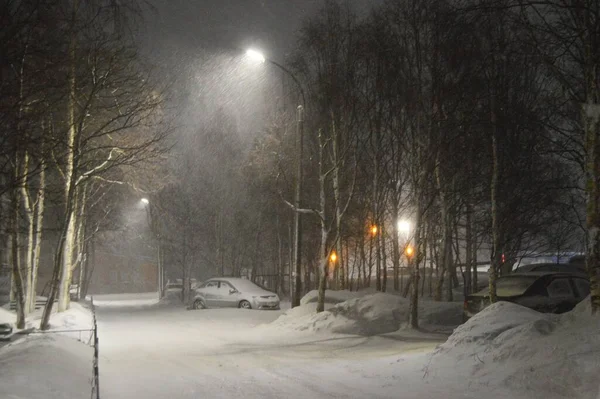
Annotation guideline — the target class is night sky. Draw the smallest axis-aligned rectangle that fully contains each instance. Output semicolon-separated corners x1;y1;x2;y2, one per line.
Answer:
142;0;383;140
147;0;382;57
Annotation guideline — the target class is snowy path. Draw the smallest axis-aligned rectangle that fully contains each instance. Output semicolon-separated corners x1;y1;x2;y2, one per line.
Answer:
96;300;452;399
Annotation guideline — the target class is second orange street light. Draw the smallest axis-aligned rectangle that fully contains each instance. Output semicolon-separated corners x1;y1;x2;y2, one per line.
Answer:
370;225;378;237
246;48;306;308
405;244;415;259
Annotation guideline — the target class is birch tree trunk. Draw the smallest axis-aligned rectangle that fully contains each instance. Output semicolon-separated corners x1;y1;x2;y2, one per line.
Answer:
56;0;79;313
29;160;45;312
11;189;26;329
20;151;34;316
316;129;330;313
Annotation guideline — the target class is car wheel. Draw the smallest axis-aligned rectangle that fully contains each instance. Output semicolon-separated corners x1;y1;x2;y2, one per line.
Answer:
239;300;252;310
193;299;206;310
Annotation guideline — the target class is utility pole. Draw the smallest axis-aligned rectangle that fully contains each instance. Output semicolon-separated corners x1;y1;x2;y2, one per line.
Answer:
292;105;304;307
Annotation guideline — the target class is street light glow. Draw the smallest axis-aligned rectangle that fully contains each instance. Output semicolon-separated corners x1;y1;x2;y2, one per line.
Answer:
141;198;149;205
370;225;378;236
330;251;337;263
398;220;410;235
405;245;414;258
246;48;266;63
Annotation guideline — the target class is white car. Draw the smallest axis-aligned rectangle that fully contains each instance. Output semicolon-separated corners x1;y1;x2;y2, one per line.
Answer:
192;278;280;310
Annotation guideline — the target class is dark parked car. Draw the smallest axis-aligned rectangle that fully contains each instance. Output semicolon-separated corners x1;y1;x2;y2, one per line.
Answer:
463;272;590;321
0;322;13;340
513;262;586;275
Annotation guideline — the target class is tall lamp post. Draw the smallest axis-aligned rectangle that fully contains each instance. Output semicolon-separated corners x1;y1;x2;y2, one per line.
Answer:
141;198;163;299
246;49;306;308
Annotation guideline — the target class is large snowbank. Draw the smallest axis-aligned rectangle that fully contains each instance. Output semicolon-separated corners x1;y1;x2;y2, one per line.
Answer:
271;291;462;336
428;298;600;399
300;289;364;306
91;292;159;308
0;302;93;340
0;307;15;325
0;334;93;399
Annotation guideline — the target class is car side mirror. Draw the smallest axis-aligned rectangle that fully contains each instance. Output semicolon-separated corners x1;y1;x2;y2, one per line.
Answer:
229;289;237;295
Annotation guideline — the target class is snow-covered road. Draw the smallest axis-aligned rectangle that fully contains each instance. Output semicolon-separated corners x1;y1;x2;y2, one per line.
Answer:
97;299;449;399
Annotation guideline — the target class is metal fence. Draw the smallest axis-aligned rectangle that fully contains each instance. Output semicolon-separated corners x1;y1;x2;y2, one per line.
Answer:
90;297;100;399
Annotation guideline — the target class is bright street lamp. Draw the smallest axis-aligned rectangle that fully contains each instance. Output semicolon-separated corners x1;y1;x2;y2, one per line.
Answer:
398;220;410;235
141;198;149;205
246;48;266;63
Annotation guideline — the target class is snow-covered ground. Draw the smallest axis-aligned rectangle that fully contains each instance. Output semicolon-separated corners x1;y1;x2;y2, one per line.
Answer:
2;290;598;398
0;334;93;399
0;302;95;399
90;291;159;308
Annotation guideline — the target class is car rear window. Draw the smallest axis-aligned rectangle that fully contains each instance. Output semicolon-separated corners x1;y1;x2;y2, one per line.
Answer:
495;276;538;296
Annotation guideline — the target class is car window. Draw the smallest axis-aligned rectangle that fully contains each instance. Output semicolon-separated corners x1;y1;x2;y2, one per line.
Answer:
573;278;590;298
546;278;574;298
205;281;218;289
494;276;537;296
218;281;233;290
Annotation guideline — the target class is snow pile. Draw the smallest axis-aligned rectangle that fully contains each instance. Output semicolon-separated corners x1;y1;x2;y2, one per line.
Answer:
0;306;15;326
429;298;600;399
92;292;159;308
271;291;462;336
300;289;364;306
160;289;184;306
46;302;93;330
0;334;93;399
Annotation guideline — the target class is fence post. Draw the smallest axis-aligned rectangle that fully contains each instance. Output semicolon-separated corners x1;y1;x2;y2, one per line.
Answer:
91;296;100;399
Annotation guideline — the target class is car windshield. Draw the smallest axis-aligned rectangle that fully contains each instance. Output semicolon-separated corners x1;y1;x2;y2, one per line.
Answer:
496;276;538;296
476;276;537;297
229;279;271;293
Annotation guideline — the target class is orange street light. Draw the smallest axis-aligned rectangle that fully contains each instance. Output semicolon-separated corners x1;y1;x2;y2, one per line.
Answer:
405;244;414;258
330;251;338;263
370;225;378;236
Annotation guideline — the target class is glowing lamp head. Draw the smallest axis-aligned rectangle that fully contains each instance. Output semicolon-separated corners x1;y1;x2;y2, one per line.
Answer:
398;220;410;234
141;198;149;205
405;245;414;258
370;225;378;236
330;251;337;263
246;48;266;63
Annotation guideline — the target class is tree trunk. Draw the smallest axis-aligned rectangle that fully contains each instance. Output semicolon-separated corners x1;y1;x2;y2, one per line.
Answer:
391;203;400;291
20;151;34;316
584;102;600;313
408;201;423;330
489;99;500;304
56;1;79;313
41;184;77;330
29;166;45;312
11;190;26;329
381;223;388;292
316;231;329;313
465;199;473;296
316;127;331;313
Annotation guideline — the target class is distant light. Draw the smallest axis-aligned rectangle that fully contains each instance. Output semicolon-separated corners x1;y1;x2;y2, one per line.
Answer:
405;245;414;258
370;225;378;236
398;220;410;235
330;251;337;263
141;198;149;205
246;48;266;63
